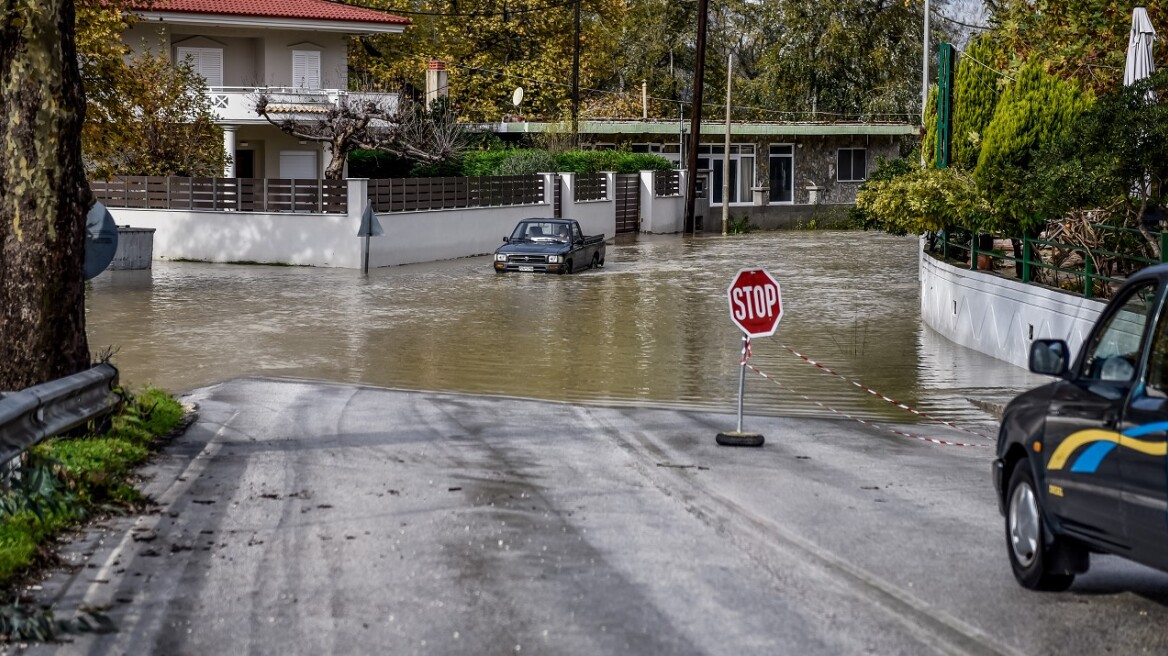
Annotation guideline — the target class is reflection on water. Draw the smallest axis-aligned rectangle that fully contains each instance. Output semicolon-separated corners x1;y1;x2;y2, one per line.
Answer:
86;231;1047;428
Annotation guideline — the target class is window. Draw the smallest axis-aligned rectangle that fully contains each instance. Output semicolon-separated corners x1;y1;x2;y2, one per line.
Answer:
837;148;867;182
701;144;755;205
176;47;223;88
1143;290;1168;395
1082;282;1157;382
769;144;794;203
292;50;321;90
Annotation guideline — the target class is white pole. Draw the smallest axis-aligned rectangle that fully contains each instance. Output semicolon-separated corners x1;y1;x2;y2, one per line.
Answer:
642;80;648;119
722;53;733;236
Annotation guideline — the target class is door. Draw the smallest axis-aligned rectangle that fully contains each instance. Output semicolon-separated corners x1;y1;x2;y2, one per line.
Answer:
235;150;255;178
176;47;223;88
1119;287;1168;565
769;145;793;203
614;173;639;234
292;50;321;90
1044;280;1158;547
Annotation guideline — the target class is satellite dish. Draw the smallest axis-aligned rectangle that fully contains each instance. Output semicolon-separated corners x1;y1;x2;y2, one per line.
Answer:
84;201;119;280
512;87;524;107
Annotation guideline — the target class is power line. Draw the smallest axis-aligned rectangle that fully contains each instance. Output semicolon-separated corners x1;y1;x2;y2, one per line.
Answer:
446;62;918;121
952;45;1015;82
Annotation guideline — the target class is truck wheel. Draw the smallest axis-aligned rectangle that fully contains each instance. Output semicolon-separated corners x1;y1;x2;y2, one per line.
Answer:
1006;462;1076;591
565;260;573;275
590;254;599;270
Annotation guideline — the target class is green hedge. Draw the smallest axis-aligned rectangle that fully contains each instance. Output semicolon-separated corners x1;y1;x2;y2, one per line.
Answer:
351;147;675;179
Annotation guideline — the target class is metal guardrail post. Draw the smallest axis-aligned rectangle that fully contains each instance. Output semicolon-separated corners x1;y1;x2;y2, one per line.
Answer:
971;232;979;271
1022;236;1031;283
1083;253;1094;300
0;364;122;467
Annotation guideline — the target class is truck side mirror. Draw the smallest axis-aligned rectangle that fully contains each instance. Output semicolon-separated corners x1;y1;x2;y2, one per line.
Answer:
1029;339;1070;377
503;236;510;243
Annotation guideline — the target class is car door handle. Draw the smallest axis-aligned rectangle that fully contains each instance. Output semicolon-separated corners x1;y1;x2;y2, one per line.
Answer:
1102;409;1120;429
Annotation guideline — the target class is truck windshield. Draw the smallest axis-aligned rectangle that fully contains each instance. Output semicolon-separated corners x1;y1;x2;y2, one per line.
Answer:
511;221;569;242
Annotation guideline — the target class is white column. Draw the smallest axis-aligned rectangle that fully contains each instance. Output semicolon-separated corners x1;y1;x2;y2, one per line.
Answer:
222;125;237;178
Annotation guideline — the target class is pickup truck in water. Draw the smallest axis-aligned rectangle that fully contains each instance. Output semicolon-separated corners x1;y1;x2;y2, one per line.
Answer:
493;219;606;274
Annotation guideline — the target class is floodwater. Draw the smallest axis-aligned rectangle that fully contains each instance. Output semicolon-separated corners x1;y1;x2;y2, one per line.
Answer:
86;231;1046;432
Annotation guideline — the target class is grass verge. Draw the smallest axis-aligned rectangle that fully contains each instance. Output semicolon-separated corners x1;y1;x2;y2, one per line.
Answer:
0;387;187;641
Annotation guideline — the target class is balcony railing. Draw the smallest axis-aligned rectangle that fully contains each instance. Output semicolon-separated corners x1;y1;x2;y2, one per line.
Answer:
206;87;399;124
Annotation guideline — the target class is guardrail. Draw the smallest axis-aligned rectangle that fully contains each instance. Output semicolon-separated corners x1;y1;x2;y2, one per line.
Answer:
934;224;1164;300
0;364;122;466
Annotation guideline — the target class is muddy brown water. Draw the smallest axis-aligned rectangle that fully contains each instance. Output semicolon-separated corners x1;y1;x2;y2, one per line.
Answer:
86;231;1046;434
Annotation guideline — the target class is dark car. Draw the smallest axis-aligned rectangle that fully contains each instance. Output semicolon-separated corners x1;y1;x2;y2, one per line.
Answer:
493;219;605;274
994;264;1168;590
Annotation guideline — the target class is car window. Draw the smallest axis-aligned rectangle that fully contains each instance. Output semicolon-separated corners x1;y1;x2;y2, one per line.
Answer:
1081;281;1158;382
572;224;582;240
1145;291;1168;396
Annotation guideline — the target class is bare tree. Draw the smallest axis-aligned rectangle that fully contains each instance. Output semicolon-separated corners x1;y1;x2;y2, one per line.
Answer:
255;93;468;179
1;0;92;389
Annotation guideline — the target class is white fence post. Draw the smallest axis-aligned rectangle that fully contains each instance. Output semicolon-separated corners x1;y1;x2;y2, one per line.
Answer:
639;170;655;233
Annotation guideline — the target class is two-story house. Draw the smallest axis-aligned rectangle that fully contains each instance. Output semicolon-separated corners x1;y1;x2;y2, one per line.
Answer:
125;0;408;179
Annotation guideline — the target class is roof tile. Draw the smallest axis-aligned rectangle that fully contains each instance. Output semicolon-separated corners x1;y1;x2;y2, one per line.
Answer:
145;0;409;25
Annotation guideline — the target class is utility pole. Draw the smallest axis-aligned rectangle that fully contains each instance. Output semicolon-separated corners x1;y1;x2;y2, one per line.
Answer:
721;53;732;236
684;0;710;233
921;0;930;167
572;0;581;147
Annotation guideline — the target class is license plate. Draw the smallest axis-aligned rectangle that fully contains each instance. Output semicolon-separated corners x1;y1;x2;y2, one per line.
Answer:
519;266;534;272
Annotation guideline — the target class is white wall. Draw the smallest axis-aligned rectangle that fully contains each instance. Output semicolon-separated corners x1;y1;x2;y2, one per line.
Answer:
99;172;687;269
639;170;685;234
558;173;617;239
108;208;361;268
367;204;555;267
919;246;1106;368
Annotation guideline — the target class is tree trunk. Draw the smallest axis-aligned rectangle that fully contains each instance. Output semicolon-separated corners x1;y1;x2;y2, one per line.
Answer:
0;0;92;390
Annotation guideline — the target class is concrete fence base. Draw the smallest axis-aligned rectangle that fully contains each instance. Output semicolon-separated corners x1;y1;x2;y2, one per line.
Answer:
103;172;687;269
919;244;1106;369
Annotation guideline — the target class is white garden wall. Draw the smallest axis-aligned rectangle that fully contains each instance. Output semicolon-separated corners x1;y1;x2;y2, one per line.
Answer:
919;246;1106;369
102;171;685;268
107;208;361;268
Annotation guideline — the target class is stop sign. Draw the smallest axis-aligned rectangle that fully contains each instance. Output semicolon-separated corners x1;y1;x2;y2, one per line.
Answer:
727;268;783;337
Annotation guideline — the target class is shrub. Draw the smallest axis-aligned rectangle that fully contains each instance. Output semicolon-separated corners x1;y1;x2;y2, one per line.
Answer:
494;150;556;175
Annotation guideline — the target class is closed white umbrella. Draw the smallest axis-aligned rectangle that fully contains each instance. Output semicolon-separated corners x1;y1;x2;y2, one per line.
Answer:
1125;6;1156;88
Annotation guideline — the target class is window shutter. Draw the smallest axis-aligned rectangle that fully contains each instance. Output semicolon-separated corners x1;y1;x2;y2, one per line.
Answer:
293;50;321;89
176;47;222;88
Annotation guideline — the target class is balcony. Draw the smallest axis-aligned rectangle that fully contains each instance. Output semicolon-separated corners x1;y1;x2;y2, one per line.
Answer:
206;87;400;125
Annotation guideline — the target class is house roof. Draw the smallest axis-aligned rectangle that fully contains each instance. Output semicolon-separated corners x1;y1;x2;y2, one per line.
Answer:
139;0;409;31
493;120;918;137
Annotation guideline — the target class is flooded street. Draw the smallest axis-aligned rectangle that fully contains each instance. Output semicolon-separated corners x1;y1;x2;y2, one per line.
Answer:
86;230;1044;428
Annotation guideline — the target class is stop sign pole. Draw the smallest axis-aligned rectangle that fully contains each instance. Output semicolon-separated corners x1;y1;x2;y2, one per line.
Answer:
718;268;783;447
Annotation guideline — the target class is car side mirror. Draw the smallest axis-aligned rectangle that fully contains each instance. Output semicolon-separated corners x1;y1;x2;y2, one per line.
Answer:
1029;339;1070;377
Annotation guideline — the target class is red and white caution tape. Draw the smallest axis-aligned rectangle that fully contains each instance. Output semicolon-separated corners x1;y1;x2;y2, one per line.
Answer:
779;344;995;441
743;361;991;448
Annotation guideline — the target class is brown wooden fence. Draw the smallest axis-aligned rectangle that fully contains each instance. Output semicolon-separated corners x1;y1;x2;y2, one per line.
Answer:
574;173;607;202
90;177;348;214
654;170;681;197
368;175;544;213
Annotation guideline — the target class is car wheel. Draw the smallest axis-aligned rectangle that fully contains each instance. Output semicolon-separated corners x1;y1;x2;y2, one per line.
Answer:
590;254;599;270
1006;462;1076;591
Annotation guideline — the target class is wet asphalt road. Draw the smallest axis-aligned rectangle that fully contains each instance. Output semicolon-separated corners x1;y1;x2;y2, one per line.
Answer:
25;378;1168;655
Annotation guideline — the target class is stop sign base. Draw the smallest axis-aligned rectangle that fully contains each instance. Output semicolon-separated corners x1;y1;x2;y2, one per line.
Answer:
715;431;765;447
